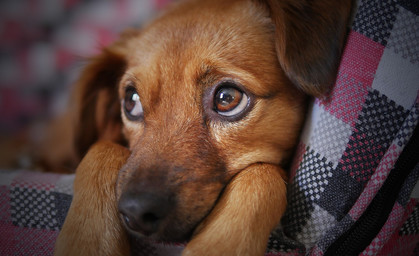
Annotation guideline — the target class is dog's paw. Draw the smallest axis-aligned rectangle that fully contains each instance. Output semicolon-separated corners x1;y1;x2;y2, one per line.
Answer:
182;163;287;256
54;141;130;256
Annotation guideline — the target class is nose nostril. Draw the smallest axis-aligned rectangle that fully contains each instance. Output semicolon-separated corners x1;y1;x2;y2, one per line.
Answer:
143;212;160;224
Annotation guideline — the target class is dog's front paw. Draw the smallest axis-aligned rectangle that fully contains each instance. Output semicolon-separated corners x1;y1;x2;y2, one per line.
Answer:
182;163;287;256
54;141;130;256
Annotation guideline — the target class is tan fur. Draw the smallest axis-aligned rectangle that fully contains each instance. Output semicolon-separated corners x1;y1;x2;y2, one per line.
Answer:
55;141;130;256
53;0;352;255
183;164;287;256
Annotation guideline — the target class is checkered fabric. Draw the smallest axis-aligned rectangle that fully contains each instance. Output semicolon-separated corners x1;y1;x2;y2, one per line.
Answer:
0;0;418;255
0;170;74;255
266;0;419;255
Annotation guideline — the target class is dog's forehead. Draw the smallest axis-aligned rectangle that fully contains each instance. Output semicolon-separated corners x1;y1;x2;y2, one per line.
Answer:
124;0;278;97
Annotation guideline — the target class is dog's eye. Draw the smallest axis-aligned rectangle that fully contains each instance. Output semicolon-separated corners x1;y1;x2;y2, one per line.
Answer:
214;86;248;117
123;87;143;121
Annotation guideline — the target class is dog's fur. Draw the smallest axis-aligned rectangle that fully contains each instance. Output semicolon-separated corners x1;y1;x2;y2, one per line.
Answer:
54;0;352;255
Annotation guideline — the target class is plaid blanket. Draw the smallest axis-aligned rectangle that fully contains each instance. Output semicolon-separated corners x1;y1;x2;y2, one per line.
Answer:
0;170;73;255
1;0;418;255
269;0;419;255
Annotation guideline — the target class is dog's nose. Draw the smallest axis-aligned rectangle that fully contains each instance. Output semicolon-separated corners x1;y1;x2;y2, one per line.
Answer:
118;191;173;236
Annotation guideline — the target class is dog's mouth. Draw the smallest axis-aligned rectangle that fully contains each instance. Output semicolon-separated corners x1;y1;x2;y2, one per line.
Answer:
119;216;196;244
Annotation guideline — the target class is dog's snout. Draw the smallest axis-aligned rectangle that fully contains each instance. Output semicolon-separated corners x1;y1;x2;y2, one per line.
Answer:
118;191;173;237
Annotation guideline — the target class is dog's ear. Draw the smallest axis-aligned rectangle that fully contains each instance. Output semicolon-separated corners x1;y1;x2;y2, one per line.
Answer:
73;30;137;158
261;0;352;97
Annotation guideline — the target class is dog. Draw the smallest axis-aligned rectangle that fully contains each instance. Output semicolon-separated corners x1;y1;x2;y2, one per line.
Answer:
53;0;352;255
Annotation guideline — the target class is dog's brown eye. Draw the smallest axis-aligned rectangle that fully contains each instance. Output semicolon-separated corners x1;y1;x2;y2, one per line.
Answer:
214;87;248;117
123;87;143;121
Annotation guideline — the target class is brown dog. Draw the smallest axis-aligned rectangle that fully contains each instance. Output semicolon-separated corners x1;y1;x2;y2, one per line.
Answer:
54;0;352;255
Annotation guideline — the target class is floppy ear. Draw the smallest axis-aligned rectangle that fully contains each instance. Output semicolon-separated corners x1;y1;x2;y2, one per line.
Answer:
73;30;137;158
262;0;352;97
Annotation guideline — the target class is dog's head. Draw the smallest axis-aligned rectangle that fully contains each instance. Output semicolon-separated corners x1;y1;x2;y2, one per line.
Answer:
73;0;351;242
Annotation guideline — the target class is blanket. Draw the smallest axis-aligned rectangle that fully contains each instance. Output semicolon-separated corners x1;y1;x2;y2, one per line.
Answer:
0;0;418;255
270;0;419;254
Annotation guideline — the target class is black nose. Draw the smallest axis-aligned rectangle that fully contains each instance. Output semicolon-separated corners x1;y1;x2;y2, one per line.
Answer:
118;191;173;237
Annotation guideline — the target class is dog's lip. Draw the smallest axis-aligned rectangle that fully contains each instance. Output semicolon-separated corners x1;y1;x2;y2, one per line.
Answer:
118;212;193;243
119;212;154;239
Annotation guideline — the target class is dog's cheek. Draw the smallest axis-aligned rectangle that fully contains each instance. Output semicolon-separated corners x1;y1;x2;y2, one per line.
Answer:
161;157;229;240
171;179;226;236
208;95;306;171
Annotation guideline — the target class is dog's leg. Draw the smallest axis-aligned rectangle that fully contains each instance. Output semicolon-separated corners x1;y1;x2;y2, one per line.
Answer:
54;141;130;256
183;163;287;256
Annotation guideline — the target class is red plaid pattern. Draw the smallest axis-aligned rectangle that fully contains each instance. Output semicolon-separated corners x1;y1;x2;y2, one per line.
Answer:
267;0;419;255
